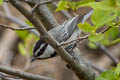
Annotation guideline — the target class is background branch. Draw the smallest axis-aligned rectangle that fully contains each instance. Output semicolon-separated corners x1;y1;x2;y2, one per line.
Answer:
0;24;35;30
2;3;39;36
96;43;119;65
0;65;54;80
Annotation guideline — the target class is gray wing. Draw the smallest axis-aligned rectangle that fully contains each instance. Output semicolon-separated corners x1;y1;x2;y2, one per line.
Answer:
48;15;80;43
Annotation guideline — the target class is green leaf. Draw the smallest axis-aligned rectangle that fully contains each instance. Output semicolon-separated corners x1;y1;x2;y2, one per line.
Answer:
56;1;69;11
89;33;104;42
96;64;120;80
105;27;119;40
25;20;33;26
99;27;120;45
96;76;106;80
108;27;119;39
88;42;98;49
115;64;120;76
92;9;117;28
88;1;115;11
111;38;120;45
18;43;27;56
117;0;120;6
76;0;95;8
78;22;96;33
80;0;119;28
103;0;117;7
96;69;118;80
69;2;77;10
16;31;29;40
0;0;3;5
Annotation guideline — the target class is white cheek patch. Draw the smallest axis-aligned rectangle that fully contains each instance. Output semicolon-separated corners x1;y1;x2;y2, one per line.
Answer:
38;45;55;59
34;43;46;56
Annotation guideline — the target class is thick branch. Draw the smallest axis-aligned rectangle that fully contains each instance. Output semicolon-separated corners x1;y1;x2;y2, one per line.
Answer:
0;65;54;80
9;0;95;80
28;0;58;30
31;0;53;13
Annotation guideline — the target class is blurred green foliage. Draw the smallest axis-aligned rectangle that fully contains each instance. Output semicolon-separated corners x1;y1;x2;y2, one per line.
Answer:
16;20;39;56
96;64;120;80
0;0;3;5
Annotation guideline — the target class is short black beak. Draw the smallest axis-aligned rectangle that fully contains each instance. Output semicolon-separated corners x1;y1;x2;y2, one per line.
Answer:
31;56;37;63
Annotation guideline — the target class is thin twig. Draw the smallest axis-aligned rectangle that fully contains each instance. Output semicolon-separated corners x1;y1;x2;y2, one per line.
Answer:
88;62;106;73
101;26;112;33
0;72;21;80
0;24;36;31
59;35;89;46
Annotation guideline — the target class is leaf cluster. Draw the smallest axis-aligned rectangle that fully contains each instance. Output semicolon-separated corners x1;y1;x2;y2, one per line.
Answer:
96;64;120;80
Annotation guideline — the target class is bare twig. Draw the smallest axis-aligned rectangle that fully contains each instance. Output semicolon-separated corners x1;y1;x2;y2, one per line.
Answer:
101;26;112;33
59;35;89;46
0;65;54;80
0;72;22;80
88;62;105;73
0;24;36;31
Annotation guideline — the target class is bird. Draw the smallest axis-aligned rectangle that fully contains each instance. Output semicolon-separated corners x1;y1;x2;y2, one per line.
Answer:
31;10;93;62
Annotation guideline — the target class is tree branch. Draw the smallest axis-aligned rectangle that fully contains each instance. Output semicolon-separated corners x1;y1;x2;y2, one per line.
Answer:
59;35;89;46
27;0;59;30
31;0;53;13
2;3;39;36
0;24;35;31
9;0;95;80
0;65;54;80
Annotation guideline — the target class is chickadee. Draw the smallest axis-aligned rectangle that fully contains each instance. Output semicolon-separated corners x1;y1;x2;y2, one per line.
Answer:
31;10;93;62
